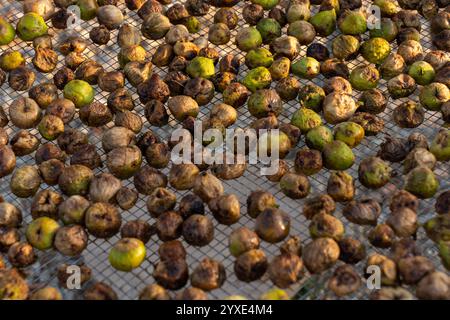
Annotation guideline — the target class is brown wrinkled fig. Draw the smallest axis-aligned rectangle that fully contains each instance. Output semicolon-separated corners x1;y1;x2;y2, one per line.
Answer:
324;76;352;95
89;173;121;203
0;128;7;146
302;194;336;219
137;74;170;104
70;144;102;169
85;202;122;238
65;52;86;70
90;25;111;45
144;100;169;127
178;194;205;219
255;208;290;244
378;136;409;162
391;238;421;262
229;227;260;257
309;213;344;241
338;237;366;264
137;0;163;19
182;214;214;246
321;58;350;79
33;47;58;73
247;190;277;218
211;161;246;181
10;130;40;156
398;256;435;285
242;3;264;25
59;37;88;55
343;199;381;226
116;187;138;210
350;112;384;136
327;171;355;202
219;54;241;74
166;3;189;23
136;130;158;152
294;149;323;176
57;129;87;155
54;225;88;256
121;220;152;244
98;71;124;92
0;228;20;252
8;67;36;91
183;77;215;106
102;126;135;153
0;202;22;228
54;67;75;90
176;287;207;300
0;106;8;127
79;102;113;127
328;264;361;297
234;249;268;282
139;284;170;300
193;171;224;203
158;241;186;263
35;143;66;164
84;282;118;300
268;253;303;288
368;224;396;248
134;165;167;195
407;132;429;150
416;272;450;300
75;59;104;85
31;189;63;219
45;98;76;124
370;287;414;300
153;258;189;290
436;190;450;215
280;236;302;257
115;111;143;134
8;242;36;267
386;207;418;237
209;194;240;225
51;9;70;29
303;238;340;274
190;258;226;291
393;101;424;128
107;88;135;113
146;187;176;218
186;0;210;16
144;142;170;169
0;146;16;178
169;56;187;72
389;189;419;213
199;47;219;64
29;83;59;109
164;71;190;96
156;211;184;241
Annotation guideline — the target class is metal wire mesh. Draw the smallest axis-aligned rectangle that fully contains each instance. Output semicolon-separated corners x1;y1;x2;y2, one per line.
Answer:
0;0;449;300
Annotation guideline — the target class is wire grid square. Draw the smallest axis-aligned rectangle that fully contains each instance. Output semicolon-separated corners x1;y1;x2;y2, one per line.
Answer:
0;0;449;300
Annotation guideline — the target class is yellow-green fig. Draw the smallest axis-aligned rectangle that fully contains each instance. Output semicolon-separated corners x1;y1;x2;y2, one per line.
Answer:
109;237;146;271
26;217;60;250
